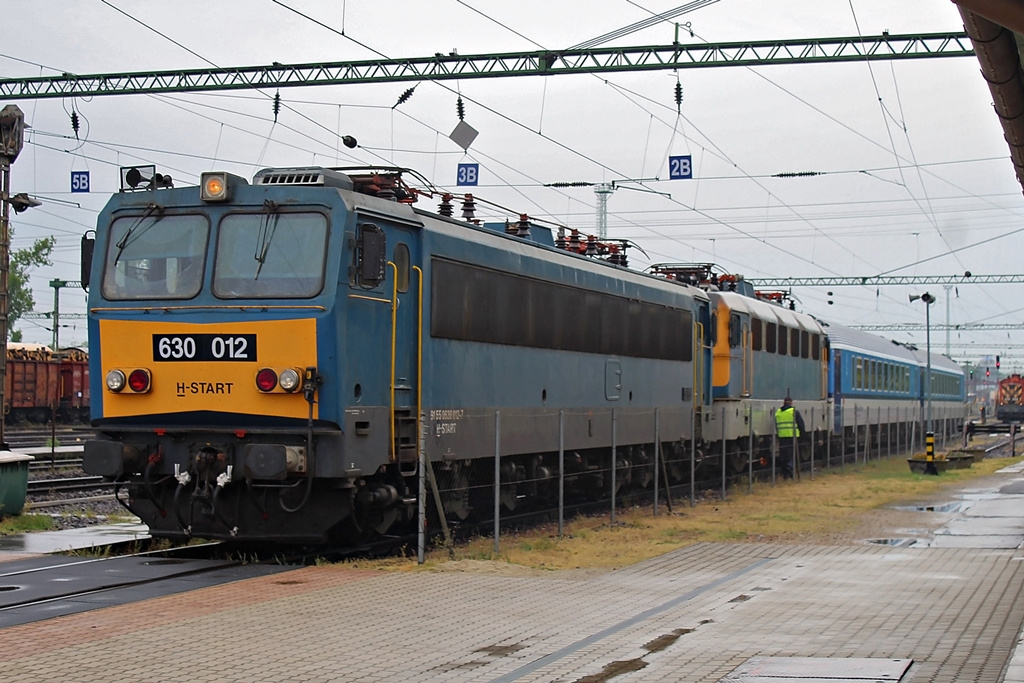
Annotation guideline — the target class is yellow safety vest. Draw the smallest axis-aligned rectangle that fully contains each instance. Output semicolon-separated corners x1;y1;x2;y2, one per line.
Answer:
775;407;800;438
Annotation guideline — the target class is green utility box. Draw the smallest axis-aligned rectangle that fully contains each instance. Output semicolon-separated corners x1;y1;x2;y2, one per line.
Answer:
0;452;33;517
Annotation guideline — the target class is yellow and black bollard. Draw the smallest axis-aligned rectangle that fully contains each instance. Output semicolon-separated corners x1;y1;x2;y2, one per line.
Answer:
924;432;939;476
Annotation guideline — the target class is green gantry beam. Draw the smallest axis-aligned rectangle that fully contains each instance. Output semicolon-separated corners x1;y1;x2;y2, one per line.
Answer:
851;323;1024;332
745;274;1024;287
0;32;973;99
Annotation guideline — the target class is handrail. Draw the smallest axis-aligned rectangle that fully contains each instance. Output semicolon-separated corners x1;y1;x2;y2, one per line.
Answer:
413;265;424;465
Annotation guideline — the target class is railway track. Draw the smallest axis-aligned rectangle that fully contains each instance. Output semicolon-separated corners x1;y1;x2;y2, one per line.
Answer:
4;425;93;451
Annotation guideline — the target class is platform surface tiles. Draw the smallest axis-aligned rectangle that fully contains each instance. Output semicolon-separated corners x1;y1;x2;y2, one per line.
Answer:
4;463;1024;682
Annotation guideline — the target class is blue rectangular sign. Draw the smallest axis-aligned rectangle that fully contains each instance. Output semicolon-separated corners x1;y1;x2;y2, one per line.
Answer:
71;170;90;193
668;155;692;180
456;163;479;186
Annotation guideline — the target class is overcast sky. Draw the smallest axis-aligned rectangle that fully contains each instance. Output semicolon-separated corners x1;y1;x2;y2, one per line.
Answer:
2;0;1020;371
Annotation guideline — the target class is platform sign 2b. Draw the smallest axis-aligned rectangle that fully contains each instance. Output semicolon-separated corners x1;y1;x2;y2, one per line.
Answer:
456;163;479;186
71;170;90;193
668;155;692;180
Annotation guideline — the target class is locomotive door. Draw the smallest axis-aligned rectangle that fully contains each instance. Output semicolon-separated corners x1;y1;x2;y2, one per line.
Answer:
388;230;421;475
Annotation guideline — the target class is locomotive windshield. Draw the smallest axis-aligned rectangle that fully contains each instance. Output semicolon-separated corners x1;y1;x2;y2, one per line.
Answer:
102;213;208;300
213;211;328;299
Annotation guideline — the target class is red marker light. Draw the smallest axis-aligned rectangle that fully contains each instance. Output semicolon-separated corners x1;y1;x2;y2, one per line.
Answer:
256;368;278;392
128;369;151;392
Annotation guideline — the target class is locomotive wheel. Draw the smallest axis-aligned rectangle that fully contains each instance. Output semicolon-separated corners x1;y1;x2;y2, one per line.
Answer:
633;446;653;489
727;443;749;475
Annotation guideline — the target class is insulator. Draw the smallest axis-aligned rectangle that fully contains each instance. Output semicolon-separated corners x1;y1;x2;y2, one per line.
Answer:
70;110;80;139
393;86;416;109
674;81;683;114
456;96;465;121
568;229;581;251
504;219;516;235
608;245;622;266
516;214;530;237
555;228;567;250
438;193;454;217
585;236;598;256
273;91;282;122
461;194;476;222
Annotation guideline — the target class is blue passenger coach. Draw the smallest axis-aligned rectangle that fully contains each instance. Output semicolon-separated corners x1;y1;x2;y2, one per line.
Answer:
821;320;966;449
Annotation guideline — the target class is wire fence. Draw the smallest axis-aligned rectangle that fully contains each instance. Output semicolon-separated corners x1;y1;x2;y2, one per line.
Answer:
415;402;968;562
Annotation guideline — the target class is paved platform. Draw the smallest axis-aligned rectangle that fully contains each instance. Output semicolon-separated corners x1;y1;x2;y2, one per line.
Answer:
3;465;1024;682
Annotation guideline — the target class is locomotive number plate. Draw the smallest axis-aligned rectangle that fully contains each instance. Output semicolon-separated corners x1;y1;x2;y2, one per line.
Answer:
152;334;257;362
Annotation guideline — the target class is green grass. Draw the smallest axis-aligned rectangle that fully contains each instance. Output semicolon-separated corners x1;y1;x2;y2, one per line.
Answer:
0;513;54;535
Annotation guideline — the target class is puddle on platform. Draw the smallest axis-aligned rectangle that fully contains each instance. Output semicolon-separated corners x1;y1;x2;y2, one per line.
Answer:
866;538;919;547
895;501;964;513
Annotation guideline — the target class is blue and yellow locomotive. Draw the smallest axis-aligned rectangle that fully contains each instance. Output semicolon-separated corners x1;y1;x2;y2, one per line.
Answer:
83;166;714;543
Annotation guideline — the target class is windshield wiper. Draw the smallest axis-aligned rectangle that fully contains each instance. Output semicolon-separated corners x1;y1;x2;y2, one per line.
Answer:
114;203;164;265
253;200;280;281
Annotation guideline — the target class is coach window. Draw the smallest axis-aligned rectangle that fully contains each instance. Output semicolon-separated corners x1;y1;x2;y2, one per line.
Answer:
103;213;208;301
765;322;777;353
855;357;863;389
394;243;410;293
751;318;762;351
777;325;788;356
790;328;800;357
213;211;327;299
811;334;820;361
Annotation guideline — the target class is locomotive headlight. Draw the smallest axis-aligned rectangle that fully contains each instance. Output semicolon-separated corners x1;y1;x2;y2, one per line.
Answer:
279;368;301;392
106;369;126;392
200;172;231;202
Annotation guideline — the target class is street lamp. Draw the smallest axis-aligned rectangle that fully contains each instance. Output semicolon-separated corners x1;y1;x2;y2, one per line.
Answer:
0;105;26;451
910;292;936;434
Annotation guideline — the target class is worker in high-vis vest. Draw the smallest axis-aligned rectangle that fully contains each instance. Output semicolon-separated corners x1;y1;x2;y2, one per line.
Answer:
775;397;806;479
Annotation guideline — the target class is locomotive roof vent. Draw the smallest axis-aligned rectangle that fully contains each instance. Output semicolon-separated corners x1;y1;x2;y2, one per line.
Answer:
253;166;355;191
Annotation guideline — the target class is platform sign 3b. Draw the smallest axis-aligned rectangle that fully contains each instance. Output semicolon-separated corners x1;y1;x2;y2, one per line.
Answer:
71;170;90;193
457;163;479;186
668;155;692;180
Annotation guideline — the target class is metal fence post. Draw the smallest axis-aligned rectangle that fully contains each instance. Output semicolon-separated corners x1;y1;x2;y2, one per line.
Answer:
840;404;846;472
558;409;565;536
809;406;815;480
771;424;777;486
887;407;891;459
721;406;727;500
748;404;754;494
826;403;832;472
494;410;500;555
418;410;426;564
853;405;859;465
913;405;919;455
611;408;617;524
654;408;660;516
690;407;696;508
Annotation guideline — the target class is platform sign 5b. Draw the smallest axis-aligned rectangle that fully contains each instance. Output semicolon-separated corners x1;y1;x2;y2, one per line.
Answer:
668;155;692;180
457;163;479;186
71;170;90;193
